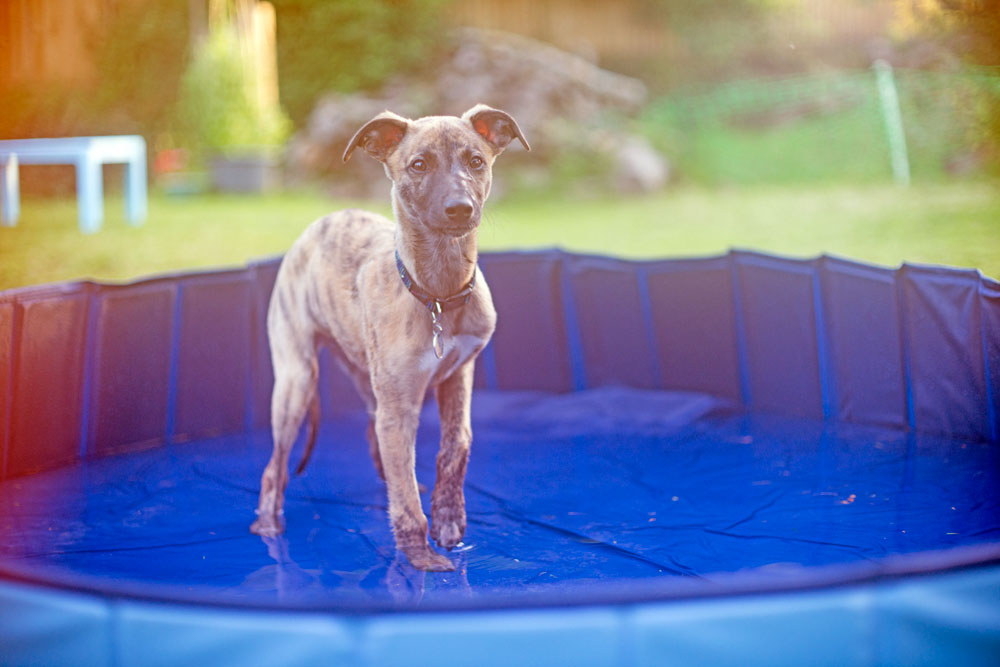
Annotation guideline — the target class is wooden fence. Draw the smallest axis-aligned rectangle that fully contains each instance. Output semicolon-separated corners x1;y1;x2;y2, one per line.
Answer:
0;0;276;111
449;0;665;60
0;0;114;89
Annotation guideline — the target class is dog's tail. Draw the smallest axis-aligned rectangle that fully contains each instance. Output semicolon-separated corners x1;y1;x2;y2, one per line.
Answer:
294;394;321;476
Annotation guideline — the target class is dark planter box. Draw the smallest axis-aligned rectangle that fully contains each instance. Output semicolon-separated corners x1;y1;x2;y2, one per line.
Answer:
210;152;280;193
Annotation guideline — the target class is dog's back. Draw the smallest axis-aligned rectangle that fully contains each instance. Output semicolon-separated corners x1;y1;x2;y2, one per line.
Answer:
268;208;395;372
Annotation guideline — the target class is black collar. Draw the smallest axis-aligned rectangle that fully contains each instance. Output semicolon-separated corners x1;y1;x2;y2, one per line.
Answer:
395;250;477;313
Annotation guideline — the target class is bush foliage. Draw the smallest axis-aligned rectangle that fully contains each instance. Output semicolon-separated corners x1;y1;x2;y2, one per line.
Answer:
91;0;192;139
176;26;291;159
271;0;450;124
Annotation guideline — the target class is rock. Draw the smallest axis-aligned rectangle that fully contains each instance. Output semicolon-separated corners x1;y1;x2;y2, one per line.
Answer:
285;90;422;197
435;28;648;137
286;28;668;196
613;135;670;193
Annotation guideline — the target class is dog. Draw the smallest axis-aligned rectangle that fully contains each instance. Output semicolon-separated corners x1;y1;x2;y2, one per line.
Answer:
250;105;529;571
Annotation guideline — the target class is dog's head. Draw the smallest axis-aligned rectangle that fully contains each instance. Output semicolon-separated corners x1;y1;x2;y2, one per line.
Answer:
343;105;529;237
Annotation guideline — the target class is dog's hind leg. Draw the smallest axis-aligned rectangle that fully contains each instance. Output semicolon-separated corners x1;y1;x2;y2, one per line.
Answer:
251;342;318;537
366;419;384;480
293;393;321;476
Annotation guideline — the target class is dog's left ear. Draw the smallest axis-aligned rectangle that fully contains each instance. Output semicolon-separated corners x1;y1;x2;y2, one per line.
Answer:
463;105;530;155
343;111;411;163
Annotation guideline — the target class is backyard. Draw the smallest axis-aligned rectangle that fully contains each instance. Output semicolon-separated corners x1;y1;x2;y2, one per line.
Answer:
2;180;998;291
3;1;998;292
3;2;1000;661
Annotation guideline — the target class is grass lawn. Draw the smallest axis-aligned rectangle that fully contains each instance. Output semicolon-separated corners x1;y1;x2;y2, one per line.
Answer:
1;181;998;291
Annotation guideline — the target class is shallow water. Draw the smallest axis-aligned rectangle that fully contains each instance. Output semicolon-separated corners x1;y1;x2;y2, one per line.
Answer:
1;388;997;610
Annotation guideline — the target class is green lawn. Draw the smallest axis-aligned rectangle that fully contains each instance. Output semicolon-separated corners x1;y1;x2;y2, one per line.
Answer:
1;182;998;291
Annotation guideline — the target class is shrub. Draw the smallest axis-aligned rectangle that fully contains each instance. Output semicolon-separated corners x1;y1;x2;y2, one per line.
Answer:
176;26;291;160
91;0;191;140
271;0;450;124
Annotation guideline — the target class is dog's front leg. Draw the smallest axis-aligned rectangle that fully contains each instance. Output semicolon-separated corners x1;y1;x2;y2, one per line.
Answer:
374;381;454;572
431;360;475;550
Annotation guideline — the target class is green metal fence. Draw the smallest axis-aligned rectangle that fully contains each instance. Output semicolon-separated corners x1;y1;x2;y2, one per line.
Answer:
642;66;1000;185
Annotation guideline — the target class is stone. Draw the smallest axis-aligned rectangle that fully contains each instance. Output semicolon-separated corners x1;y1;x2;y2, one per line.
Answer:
613;135;671;193
286;28;669;196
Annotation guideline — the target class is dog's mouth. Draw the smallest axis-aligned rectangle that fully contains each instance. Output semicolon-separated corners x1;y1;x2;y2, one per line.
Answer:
428;201;481;237
437;218;480;237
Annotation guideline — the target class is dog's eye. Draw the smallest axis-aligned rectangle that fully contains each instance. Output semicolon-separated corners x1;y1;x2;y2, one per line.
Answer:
469;155;485;170
409;158;427;173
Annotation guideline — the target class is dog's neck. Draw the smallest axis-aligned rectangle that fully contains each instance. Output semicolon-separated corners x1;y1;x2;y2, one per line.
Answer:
393;210;479;299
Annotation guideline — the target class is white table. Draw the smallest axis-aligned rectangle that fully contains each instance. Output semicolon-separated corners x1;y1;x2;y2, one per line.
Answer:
0;135;147;233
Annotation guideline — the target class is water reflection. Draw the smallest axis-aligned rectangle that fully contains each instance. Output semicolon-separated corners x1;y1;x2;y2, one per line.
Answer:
251;535;471;605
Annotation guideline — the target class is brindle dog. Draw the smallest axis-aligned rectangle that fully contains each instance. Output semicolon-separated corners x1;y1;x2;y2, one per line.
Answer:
250;105;529;571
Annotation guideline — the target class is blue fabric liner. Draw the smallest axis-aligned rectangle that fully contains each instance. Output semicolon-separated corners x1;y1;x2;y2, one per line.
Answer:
1;386;998;611
0;249;999;663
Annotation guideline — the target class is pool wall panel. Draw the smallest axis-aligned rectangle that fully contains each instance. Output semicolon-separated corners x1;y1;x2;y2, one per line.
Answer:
732;253;824;419
901;265;991;441
568;256;659;391
0;300;13;479
116;603;359;667
645;257;742;401
173;272;252;443
250;259;280;432
89;283;175;457
7;286;89;476
366;607;623;667
479;252;573;393
980;277;1000;442
822;258;906;429
0;581;113;667
632;588;874;666
875;565;1000;665
316;347;368;418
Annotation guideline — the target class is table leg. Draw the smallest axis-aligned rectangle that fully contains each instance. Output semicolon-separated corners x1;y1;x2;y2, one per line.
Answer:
1;154;19;226
76;156;103;233
124;153;147;225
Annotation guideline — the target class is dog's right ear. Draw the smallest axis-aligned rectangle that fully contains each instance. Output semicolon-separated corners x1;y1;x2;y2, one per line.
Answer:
343;111;410;163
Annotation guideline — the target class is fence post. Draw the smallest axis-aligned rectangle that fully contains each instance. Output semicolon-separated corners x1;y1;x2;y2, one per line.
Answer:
873;59;911;186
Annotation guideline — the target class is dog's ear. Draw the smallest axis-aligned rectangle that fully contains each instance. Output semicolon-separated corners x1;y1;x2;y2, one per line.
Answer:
463;104;530;155
343;111;410;163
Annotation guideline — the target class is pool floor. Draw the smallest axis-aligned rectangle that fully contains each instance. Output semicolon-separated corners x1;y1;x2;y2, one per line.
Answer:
1;387;997;610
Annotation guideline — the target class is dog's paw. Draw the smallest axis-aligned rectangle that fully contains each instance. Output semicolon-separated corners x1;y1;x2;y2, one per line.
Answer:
431;520;465;550
431;505;466;550
250;514;285;537
402;544;455;572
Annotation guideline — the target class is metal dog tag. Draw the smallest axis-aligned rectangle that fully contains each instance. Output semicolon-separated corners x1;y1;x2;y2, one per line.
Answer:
430;301;445;359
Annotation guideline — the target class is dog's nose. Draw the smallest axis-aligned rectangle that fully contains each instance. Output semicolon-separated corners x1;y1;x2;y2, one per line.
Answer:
444;199;474;223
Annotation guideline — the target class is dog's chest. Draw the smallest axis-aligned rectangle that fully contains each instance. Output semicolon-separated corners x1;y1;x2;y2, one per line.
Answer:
419;333;485;379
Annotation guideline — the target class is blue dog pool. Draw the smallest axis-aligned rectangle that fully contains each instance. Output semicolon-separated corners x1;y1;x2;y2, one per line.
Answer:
1;249;997;665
